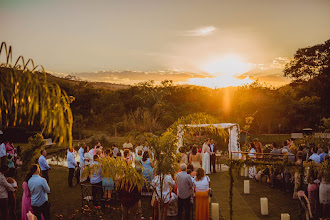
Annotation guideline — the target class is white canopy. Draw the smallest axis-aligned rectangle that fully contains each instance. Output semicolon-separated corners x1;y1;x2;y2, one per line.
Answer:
177;123;241;159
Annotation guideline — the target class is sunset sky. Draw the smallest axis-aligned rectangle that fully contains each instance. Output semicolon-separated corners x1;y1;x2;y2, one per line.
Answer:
1;0;330;87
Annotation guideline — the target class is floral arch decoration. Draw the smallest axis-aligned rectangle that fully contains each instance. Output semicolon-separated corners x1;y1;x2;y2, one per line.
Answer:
177;123;241;159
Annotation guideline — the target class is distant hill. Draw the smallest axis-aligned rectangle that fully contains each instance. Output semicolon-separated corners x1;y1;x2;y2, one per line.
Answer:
46;73;130;90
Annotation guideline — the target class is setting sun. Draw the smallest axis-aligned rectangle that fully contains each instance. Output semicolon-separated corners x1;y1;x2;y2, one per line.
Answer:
184;55;254;88
202;55;253;76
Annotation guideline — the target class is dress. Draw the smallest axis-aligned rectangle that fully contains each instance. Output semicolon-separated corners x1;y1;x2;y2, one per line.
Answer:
202;143;210;175
22;182;44;220
142;158;153;181
194;176;210;220
102;177;114;191
319;179;330;205
190;153;201;171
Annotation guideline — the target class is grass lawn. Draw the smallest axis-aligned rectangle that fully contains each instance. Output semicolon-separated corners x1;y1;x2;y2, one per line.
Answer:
14;165;301;219
209;171;300;220
15;166;154;220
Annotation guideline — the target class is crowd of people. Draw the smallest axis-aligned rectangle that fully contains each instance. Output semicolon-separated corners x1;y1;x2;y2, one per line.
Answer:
74;139;217;220
247;138;330;220
1;135;329;220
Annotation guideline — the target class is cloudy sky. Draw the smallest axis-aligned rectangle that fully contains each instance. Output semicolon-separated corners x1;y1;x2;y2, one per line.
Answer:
1;0;330;87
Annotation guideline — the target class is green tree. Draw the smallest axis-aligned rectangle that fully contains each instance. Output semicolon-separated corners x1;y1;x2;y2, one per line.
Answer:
284;39;330;81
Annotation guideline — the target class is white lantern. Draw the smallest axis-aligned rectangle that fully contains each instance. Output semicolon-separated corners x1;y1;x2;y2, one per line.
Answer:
260;197;268;215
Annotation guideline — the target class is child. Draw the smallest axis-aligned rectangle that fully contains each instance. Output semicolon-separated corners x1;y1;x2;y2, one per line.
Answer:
75;162;81;185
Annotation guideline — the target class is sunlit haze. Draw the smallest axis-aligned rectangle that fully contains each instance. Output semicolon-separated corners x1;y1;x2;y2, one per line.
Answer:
1;0;330;88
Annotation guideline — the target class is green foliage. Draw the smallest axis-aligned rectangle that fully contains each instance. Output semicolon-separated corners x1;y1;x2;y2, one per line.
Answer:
82;158;145;192
0;42;73;146
21;133;45;171
284;39;330;81
320;117;330;132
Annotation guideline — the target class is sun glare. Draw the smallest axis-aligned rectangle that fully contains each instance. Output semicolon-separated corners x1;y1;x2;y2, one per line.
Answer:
184;55;254;88
202;55;253;76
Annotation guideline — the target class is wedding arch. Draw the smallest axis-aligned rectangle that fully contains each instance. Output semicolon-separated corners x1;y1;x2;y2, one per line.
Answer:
176;123;241;159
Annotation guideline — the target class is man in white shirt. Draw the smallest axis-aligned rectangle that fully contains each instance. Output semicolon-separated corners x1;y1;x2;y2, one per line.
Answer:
151;173;175;219
67;148;77;187
123;139;133;150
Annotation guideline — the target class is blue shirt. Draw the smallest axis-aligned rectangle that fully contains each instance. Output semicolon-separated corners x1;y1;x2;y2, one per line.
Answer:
38;155;50;171
0;143;6;157
78;147;85;166
319;152;327;162
90;161;102;184
28;175;50;207
309;153;320;163
67;151;77;169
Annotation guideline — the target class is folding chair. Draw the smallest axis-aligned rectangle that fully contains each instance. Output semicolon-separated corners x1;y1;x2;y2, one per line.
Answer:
81;184;93;207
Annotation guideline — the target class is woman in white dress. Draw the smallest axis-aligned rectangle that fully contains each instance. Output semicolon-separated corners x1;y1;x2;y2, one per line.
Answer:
202;139;211;175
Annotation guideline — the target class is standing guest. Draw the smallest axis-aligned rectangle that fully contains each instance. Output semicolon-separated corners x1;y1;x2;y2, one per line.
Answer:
319;147;327;163
187;164;196;177
253;138;263;155
193;168;210;220
124;149;132;165
143;142;150;153
176;164;193;220
22;171;44;220
135;150;143;173
289;138;298;155
302;145;310;161
90;155;102;206
189;146;201;171
28;164;50;220
152;173;175;220
309;147;321;163
112;144;119;159
248;143;257;178
6;168;18;220
5;142;15;156
0;165;16;220
84;147;92;166
67;148;77;187
0;140;7;166
38;150;50;183
202;139;211;175
270;143;281;159
179;147;188;165
307;168;321;219
118;182;141;220
281;141;291;153
319;157;330;220
142;151;153;181
103;149;111;159
135;143;143;156
7;155;15;169
78;143;86;168
123;139;133;150
293;152;304;199
79;144;88;182
74;162;80;185
209;139;217;173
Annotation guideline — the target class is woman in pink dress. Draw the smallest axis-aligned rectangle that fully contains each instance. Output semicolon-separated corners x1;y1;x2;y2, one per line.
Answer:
22;172;43;220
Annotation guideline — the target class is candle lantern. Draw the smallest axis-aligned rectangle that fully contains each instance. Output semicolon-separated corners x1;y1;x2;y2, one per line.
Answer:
260;197;268;215
211;203;219;220
281;213;290;220
244;180;250;194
